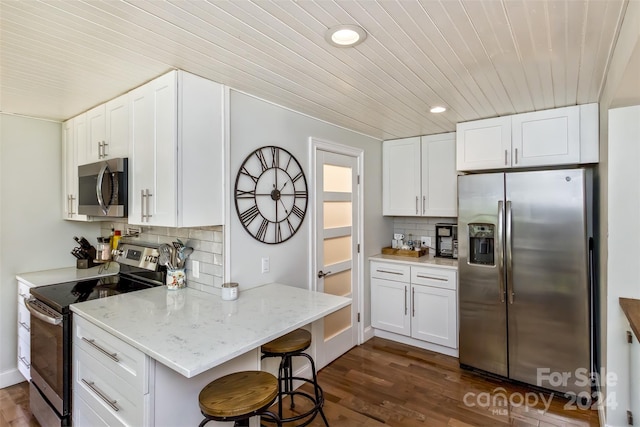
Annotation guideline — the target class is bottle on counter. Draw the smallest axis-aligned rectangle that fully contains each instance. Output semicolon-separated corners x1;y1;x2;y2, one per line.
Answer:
111;230;122;251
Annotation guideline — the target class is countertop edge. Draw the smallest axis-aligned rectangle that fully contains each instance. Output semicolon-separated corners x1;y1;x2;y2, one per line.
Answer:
620;297;640;341
368;254;458;270
71;284;352;378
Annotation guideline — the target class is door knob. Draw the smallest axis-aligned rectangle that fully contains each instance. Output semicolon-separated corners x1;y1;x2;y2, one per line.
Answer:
317;270;331;278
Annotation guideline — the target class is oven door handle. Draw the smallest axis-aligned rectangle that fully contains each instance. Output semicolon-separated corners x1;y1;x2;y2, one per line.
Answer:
24;298;62;326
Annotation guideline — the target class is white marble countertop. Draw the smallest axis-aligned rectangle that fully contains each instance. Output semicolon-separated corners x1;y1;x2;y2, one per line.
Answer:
70;283;351;378
369;253;458;270
16;263;119;287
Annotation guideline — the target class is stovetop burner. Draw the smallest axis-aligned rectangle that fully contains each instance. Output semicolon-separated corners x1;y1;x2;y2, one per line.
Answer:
30;242;165;314
30;275;159;313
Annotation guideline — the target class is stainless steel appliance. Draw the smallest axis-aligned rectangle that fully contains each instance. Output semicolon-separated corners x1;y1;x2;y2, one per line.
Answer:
435;223;458;258
458;168;594;397
26;243;164;427
78;158;128;217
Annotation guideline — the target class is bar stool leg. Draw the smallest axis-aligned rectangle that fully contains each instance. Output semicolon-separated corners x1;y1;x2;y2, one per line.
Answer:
301;353;329;427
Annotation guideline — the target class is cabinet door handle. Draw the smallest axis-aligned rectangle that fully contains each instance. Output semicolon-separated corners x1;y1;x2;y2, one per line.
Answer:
69;194;76;215
81;379;120;412
415;196;418;215
422;196;426;215
81;337;119;362
102;141;108;158
412;287;415;317
376;269;403;275
145;189;153;219
19;321;30;332
416;274;447;281
141;189;146;221
515;148;518;165
504;149;508;165
19;355;30;369
404;286;407;315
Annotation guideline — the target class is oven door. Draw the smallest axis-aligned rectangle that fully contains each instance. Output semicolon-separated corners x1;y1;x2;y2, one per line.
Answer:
26;298;69;419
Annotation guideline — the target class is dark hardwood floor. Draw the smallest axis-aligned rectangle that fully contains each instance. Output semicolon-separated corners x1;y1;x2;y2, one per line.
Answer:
1;337;600;427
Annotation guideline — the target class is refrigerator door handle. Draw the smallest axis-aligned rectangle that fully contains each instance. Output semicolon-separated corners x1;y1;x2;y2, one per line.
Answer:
506;200;514;304
497;201;505;303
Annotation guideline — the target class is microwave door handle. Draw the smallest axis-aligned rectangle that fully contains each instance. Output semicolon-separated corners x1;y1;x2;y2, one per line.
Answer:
96;162;110;215
109;171;118;208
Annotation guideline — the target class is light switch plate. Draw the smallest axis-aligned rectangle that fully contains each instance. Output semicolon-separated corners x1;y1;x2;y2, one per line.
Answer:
261;257;270;273
192;260;200;278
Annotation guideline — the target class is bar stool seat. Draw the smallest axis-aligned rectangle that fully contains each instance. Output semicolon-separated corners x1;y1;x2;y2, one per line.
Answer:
198;371;282;426
261;329;329;426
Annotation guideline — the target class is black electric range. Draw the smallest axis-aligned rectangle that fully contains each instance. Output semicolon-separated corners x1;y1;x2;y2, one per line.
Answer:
27;242;165;427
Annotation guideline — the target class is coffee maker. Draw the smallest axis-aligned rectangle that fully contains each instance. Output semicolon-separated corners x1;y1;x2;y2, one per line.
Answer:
435;224;458;258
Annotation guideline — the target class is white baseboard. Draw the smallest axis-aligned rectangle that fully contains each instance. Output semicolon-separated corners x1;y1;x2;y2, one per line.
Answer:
362;326;375;343
374;329;459;358
0;368;27;389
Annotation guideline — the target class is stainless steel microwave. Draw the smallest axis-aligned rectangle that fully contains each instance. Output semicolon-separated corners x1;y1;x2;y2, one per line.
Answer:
78;158;128;217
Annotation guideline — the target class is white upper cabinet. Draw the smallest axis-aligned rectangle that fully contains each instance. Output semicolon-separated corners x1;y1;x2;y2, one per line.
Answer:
511;105;580;167
421;133;457;217
383;133;457;217
62;117;91;221
80;94;129;165
383;137;421;216
456;103;599;171
456;116;512;171
128;70;224;228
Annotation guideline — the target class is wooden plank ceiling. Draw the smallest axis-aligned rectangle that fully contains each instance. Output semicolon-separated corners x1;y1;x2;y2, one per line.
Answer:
0;0;628;140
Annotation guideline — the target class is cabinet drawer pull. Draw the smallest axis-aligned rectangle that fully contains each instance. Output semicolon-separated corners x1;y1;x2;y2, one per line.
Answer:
376;269;404;275
404;286;407;315
19;355;30;369
412;287;415;317
416;274;447;281
81;379;120;412
19;321;30;332
82;337;119;362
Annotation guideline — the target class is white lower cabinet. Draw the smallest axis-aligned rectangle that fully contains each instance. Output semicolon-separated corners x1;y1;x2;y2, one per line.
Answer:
17;280;32;380
73;315;152;427
631;327;640;425
371;260;458;352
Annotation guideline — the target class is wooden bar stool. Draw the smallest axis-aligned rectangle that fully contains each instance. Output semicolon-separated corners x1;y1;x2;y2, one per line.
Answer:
261;329;329;426
198;371;282;427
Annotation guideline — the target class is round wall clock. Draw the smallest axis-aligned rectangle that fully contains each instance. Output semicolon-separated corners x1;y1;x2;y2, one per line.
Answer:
234;146;308;244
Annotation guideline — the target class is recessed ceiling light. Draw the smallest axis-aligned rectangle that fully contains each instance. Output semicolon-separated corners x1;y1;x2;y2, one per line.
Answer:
430;106;447;113
325;25;367;47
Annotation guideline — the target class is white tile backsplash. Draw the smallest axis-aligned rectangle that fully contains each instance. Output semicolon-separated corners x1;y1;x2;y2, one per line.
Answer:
392;217;457;249
100;222;224;295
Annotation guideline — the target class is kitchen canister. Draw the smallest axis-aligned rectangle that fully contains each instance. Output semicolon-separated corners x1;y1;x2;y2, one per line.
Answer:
221;282;239;301
166;269;186;290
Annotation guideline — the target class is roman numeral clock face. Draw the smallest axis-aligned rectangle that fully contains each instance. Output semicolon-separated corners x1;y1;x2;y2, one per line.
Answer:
234;146;308;244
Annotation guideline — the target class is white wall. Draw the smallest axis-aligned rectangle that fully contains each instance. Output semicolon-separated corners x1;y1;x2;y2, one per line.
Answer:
228;90;391;327
597;1;640;424
606;106;640;426
0;114;100;387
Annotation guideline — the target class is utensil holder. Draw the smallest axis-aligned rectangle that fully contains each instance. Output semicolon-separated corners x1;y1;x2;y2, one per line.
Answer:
166;269;186;290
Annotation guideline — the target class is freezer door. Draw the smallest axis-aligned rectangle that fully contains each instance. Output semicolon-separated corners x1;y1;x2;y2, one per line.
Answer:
458;173;508;376
505;169;591;396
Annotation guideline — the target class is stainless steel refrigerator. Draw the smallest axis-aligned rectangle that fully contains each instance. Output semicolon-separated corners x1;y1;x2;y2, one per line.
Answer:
458;168;593;396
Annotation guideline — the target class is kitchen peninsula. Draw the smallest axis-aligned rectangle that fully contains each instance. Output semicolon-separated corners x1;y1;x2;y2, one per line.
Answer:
70;283;350;427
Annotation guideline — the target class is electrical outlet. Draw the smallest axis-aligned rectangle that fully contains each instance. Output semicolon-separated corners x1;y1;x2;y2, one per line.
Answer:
421;236;432;247
192;260;200;278
261;257;270;273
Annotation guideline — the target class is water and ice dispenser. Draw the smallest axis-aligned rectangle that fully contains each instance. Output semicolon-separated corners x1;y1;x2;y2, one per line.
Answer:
468;223;495;266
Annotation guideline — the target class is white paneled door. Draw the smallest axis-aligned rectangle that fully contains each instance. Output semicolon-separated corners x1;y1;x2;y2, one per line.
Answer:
313;143;361;369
